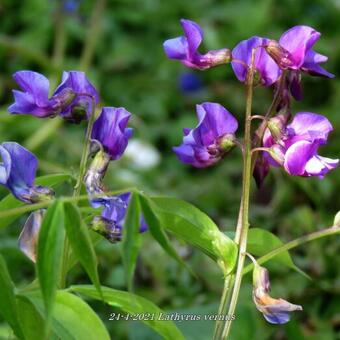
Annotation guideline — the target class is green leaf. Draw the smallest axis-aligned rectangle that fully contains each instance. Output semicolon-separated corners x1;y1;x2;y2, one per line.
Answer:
37;200;65;325
16;295;46;340
247;228;308;278
150;197;237;274
122;192;142;290
64;202;102;297
19;290;110;340
139;194;194;275
333;211;340;226
0;173;71;229
0;255;24;339
71;284;185;340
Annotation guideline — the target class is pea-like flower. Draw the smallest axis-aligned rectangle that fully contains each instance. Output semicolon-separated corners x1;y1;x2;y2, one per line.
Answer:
231;36;281;86
163;19;231;70
173;102;238;168
18;209;45;262
0;142;54;203
8;70;99;122
91;193;147;243
253;264;302;324
91;107;133;160
265;26;334;78
263;112;339;177
54;71;100;122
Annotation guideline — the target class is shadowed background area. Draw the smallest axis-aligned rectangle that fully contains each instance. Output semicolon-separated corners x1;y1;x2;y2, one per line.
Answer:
0;0;339;339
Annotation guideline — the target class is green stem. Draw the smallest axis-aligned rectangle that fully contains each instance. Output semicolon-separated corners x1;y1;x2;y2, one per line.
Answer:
60;98;97;287
243;225;340;275
221;49;256;339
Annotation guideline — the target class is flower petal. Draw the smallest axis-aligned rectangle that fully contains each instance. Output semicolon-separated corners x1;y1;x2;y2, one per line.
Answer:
284;140;316;176
180;19;203;57
163;36;188;59
304;155;339;177
287;112;333;144
231;36;281;86
301;51;334;78
279;26;320;68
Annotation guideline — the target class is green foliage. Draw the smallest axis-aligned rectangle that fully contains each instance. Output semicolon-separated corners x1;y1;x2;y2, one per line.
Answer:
122;192;142;290
19;290;110;340
64;202;102;297
71;285;185;340
36;200;65;327
247;228;308;277
0;255;24;339
150;197;237;274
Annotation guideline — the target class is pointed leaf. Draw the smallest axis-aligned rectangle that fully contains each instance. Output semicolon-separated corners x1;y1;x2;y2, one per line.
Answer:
122;192;142;290
139;193;194;275
71;285;185;340
0;255;24;339
37;200;65;325
247;228;309;278
150;197;237;274
64;202;102;297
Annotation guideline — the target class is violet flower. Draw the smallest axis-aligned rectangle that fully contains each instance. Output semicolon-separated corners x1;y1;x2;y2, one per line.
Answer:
253;264;302;324
91;193;147;243
265;26;334;78
91;107;133;160
231;36;281;86
173;102;238;168
0;142;54;203
54;71;100;122
263;112;338;177
163;19;231;70
8;70;99;122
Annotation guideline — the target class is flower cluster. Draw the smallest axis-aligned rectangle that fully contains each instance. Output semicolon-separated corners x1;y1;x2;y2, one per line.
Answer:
165;19;337;180
2;70;146;260
164;19;338;324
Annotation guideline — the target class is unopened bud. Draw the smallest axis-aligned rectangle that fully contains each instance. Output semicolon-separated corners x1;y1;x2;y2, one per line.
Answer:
21;186;54;204
91;216;122;243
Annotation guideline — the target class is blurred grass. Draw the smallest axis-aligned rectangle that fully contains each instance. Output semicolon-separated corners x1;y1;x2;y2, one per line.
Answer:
0;0;339;339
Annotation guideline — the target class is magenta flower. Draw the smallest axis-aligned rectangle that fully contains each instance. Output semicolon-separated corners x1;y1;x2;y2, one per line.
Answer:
163;19;231;70
265;26;334;78
92;107;133;160
231;36;281;86
54;71;100;122
173;102;238;168
91;193;147;243
0;142;54;203
253;264;302;324
8;70;99;122
263;112;338;177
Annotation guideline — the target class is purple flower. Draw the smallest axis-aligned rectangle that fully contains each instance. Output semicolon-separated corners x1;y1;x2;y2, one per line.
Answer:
253;264;302;324
263;112;338;177
54;71;100;122
18;209;45;262
91;193;147;243
265;26;334;78
92;107;133;160
8;70;99;122
231;36;281;86
0;142;54;203
173;102;238;168
163;19;231;70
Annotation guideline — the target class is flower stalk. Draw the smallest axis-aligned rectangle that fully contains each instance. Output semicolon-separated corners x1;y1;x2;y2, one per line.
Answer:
220;48;256;339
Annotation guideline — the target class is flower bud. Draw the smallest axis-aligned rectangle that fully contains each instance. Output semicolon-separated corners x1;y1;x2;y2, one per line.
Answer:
18;209;45;262
91;216;122;243
265;40;294;69
22;186;55;204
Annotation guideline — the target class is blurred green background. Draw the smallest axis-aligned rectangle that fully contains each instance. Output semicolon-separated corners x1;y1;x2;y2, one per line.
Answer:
0;0;339;339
